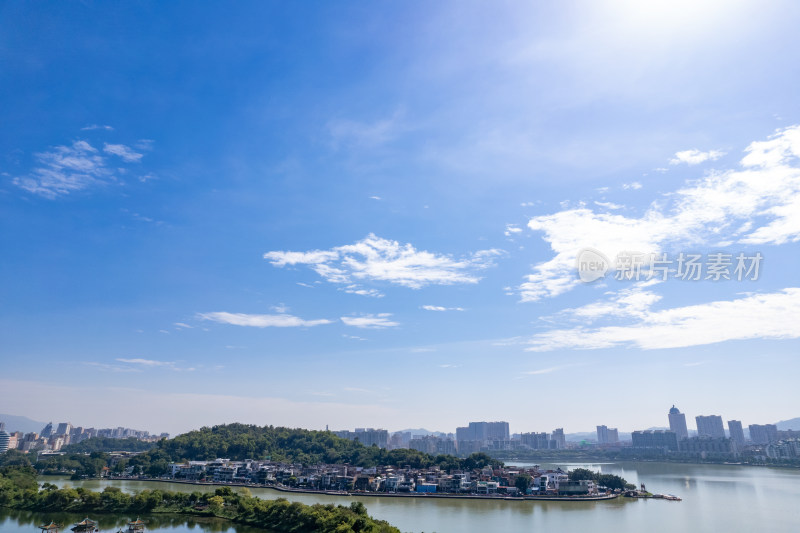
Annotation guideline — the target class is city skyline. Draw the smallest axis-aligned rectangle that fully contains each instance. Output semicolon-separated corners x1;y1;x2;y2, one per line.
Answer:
2;2;800;433
1;404;795;439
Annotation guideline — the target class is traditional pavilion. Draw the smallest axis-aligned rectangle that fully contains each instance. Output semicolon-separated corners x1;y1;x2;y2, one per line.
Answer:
126;517;146;532
70;517;97;532
39;522;61;533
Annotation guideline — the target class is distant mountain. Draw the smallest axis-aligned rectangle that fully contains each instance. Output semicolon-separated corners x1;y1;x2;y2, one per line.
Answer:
0;413;47;434
394;428;449;437
776;417;800;431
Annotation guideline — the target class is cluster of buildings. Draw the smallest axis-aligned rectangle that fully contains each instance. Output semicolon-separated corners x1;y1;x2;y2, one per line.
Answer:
332;422;567;457
0;421;168;453
626;406;799;460
159;458;597;496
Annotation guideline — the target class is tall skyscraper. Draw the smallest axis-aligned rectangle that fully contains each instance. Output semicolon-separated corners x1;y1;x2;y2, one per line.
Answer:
551;428;566;449
748;424;778;444
668;405;689;440
0;428;10;454
696;415;725;438
728;420;745;446
596;425;619;444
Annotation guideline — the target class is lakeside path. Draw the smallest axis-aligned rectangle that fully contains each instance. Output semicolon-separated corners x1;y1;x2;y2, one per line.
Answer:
100;477;619;502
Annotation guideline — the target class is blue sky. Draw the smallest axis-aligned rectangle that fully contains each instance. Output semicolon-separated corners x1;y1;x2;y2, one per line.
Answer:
1;1;799;436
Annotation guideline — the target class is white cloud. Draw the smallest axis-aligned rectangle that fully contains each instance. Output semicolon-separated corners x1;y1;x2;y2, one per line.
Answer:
594;201;623;210
328;110;404;149
13;138;150;198
421;305;465;312
103;143;143;162
670;148;725;165
13;140;109;198
518;125;800;301
370;195;382;200
504;224;523;236
342;285;384;298
622;181;642;190
173;322;193;329
523;366;567;375
116;358;173;367
527;288;800;351
198;312;332;328
265;233;502;291
81;124;114;131
340;313;399;329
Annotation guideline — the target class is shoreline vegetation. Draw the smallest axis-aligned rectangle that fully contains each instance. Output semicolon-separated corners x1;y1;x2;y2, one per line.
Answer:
0;465;401;533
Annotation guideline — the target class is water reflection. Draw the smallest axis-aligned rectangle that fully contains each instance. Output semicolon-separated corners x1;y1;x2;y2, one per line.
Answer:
0;508;267;533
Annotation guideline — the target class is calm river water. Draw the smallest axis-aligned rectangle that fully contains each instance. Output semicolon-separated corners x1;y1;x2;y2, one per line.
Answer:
2;461;798;532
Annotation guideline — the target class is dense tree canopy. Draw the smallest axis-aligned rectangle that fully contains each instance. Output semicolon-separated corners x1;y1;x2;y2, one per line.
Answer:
144;423;503;473
567;468;633;490
0;465;400;532
61;437;157;454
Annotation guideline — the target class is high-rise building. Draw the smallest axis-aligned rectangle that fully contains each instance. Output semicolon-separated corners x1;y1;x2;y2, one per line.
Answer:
457;422;509;443
0;429;10;454
596;425;619;444
551;428;566;449
749;424;778;444
632;430;679;451
696;415;726;438
728;420;745;446
520;432;550;449
668;405;689;440
40;422;54;439
335;428;389;448
55;422;72;436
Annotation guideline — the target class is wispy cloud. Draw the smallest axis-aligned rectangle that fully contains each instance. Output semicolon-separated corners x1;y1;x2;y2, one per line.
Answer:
265;233;502;291
87;358;196;373
13;140;109;198
116;358;173;367
523;365;569;375
670;148;725;165
526;288;800;351
81;124;114;131
103;143;143;162
594;201;623;210
421;305;465;312
516;125;800;301
13;137;151;198
198;312;333;328
173;322;193;329
328;110;404;149
342;285;384;298
340;313;399;329
622;181;642;190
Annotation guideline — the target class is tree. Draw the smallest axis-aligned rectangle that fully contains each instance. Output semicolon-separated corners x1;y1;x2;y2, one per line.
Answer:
515;473;532;493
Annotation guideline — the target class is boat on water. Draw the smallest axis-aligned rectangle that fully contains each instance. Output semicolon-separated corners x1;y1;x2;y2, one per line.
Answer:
39;522;62;533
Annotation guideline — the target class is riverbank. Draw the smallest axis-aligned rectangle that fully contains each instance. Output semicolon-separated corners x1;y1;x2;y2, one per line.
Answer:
0;465;401;533
103;476;619;502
